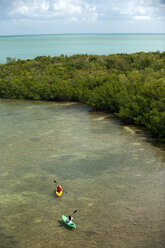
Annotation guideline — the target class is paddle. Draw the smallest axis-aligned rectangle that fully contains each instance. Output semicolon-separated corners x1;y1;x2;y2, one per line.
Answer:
68;210;77;222
53;180;57;184
71;210;77;216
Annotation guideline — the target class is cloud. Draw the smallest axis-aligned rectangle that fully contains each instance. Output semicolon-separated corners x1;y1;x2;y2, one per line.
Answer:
53;0;81;15
95;0;165;22
5;0;98;22
111;0;163;21
134;16;151;20
1;0;165;23
0;0;164;34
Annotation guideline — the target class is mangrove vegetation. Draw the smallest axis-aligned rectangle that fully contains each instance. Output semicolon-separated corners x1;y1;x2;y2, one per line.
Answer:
0;52;165;139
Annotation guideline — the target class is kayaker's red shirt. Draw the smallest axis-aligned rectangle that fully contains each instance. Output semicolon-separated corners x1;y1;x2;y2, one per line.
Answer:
57;186;62;193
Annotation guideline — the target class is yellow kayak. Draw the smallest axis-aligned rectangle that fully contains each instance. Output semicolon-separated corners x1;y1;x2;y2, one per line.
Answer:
56;189;63;197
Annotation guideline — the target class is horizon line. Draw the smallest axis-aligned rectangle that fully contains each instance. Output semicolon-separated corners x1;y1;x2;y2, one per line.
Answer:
0;32;165;37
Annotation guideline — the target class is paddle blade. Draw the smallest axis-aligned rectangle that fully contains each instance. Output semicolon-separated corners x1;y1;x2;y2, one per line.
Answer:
72;210;77;215
53;180;57;184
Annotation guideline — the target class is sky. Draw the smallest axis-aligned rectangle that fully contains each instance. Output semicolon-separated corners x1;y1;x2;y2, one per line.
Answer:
0;0;165;35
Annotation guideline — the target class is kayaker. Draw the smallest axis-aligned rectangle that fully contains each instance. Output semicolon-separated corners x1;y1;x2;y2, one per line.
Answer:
66;215;73;224
56;185;62;193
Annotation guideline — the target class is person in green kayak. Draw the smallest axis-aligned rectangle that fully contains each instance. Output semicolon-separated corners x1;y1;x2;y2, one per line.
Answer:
66;215;73;224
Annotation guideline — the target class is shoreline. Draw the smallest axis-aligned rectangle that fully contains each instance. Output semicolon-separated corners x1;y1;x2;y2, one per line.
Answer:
0;53;165;141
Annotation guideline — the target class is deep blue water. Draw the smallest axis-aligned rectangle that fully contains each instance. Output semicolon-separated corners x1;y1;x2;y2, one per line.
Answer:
0;33;165;63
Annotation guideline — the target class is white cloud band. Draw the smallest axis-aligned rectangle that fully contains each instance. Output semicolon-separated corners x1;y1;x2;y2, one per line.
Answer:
8;0;98;22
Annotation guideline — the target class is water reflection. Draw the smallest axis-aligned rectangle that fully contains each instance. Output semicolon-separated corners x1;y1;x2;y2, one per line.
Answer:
0;99;165;248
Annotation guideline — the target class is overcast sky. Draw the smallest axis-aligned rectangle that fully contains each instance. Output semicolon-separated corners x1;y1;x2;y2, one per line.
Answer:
0;0;165;35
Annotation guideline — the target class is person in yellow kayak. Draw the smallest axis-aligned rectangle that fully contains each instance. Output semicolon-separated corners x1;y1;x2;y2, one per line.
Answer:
56;185;62;194
54;180;63;196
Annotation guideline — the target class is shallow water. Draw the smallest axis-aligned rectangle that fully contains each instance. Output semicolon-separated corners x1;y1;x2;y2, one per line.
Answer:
0;99;164;248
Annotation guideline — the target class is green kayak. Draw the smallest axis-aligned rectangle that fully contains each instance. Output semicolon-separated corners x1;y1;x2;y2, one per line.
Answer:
61;215;76;229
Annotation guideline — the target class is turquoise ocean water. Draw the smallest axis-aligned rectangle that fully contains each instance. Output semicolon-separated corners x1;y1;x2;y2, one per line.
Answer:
0;33;165;63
